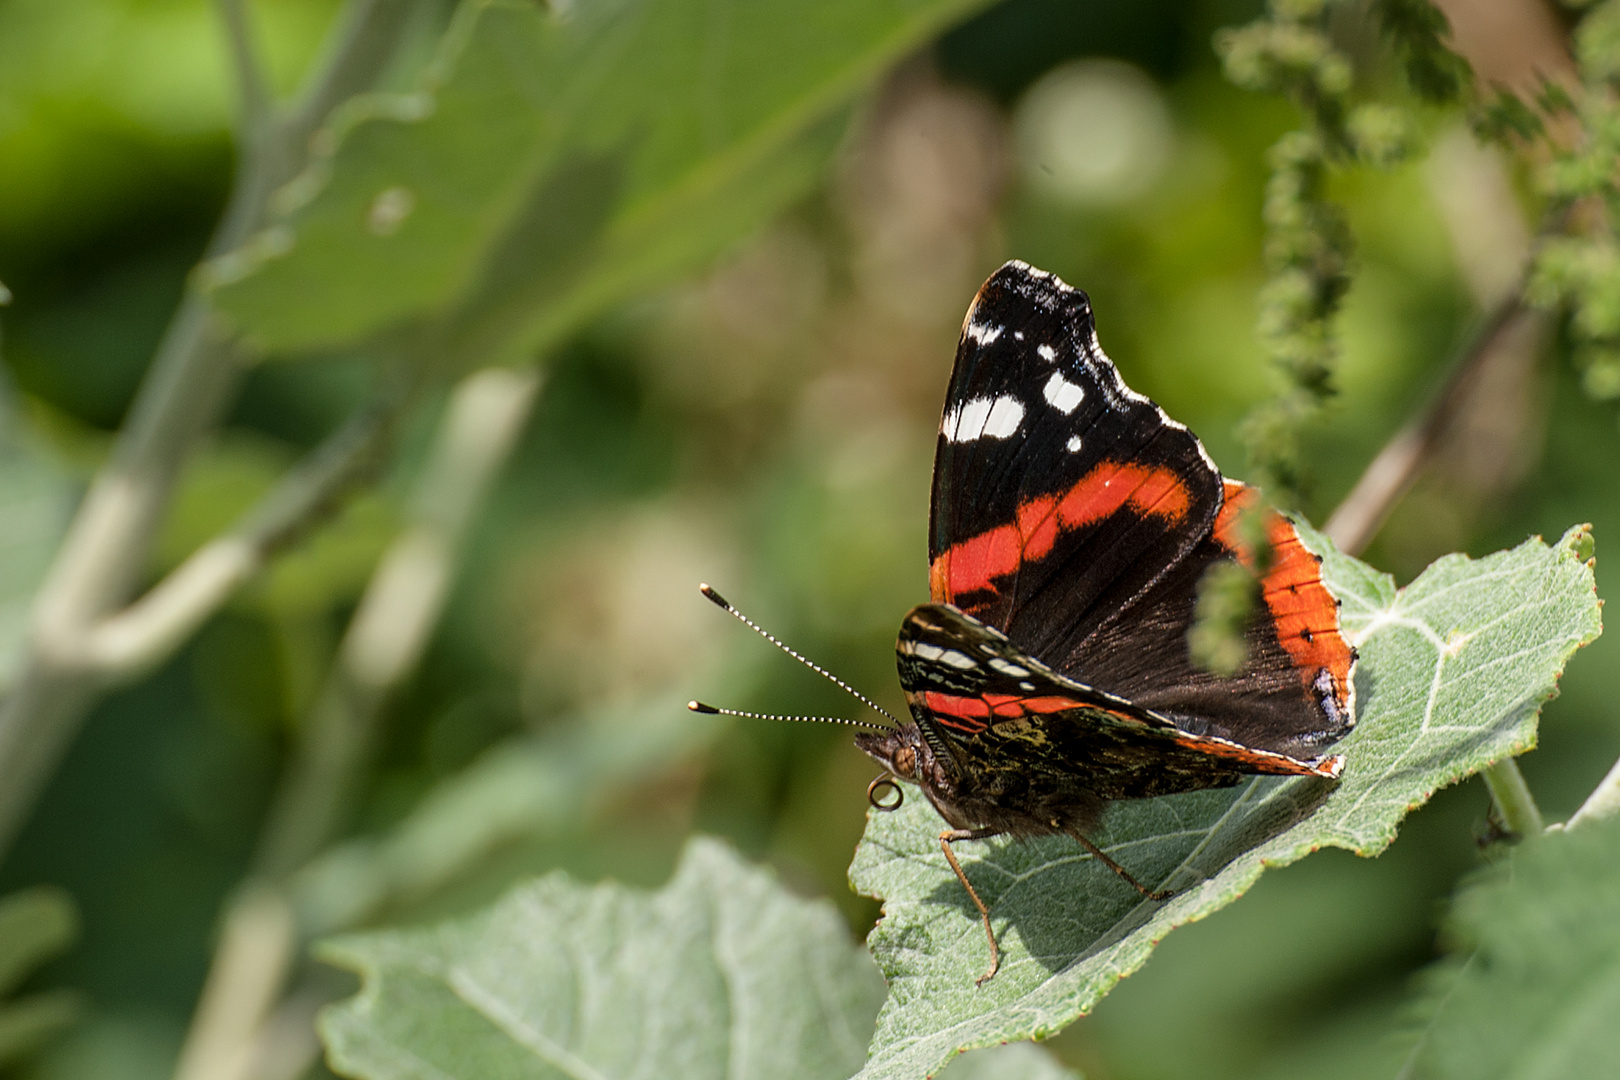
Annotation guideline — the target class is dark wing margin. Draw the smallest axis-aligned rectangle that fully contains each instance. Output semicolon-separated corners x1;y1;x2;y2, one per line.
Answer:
928;261;1225;667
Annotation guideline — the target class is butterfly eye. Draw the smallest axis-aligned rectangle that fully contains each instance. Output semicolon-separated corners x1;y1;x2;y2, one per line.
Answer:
867;775;903;811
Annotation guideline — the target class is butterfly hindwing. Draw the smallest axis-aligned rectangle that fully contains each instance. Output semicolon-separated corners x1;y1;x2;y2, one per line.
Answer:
897;604;1343;808
1062;481;1356;758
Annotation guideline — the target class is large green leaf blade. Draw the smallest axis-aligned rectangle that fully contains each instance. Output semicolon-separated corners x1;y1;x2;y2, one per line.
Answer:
850;525;1602;1080
318;836;887;1080
1401;816;1620;1079
206;0;991;365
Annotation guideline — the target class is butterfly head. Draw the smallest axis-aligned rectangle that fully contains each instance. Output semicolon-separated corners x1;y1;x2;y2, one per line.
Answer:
855;723;951;790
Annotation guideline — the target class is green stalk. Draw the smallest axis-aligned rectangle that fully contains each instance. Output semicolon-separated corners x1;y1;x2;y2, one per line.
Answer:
1482;758;1545;839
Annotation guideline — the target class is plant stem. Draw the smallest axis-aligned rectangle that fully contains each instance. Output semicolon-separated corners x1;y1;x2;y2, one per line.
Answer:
79;398;394;680
216;0;273;131
1322;296;1543;556
0;0;421;862
1324;285;1556;844
171;367;541;1080
1481;758;1546;838
1324;308;1552;838
1563;754;1620;829
255;367;542;878
171;885;296;1080
0;298;247;857
0;394;388;855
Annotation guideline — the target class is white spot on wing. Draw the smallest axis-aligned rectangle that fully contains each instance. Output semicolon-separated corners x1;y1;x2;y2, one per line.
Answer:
1042;372;1085;413
943;395;1025;442
966;321;1004;346
1065;434;1084;453
989;658;1030;677
920;647;965;670
983;396;1024;437
1036;344;1057;362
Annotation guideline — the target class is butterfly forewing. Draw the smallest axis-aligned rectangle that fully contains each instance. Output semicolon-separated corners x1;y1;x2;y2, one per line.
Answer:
929;262;1224;668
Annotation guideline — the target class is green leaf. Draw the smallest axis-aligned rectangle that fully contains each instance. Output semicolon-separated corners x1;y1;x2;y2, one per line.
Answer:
850;524;1602;1080
206;0;991;367
1398;816;1620;1079
0;887;78;996
317;836;886;1080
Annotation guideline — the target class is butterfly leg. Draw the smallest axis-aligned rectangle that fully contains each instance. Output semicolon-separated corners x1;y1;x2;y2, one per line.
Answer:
1069;831;1173;902
939;827;1005;985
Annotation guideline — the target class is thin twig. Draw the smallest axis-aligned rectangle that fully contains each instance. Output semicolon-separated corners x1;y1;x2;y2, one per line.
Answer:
216;0;274;133
1323;291;1554;843
75;398;393;680
1563;756;1620;829
1323;295;1538;556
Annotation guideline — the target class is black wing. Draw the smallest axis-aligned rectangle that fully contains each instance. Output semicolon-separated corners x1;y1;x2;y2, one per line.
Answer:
929;261;1223;670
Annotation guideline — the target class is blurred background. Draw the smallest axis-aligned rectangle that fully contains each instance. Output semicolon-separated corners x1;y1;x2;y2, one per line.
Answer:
0;0;1614;1078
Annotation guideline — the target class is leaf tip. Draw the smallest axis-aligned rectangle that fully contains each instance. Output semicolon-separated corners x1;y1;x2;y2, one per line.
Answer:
1561;522;1596;566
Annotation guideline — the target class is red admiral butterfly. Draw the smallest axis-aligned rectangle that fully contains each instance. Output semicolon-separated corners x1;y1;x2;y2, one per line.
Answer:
698;261;1355;985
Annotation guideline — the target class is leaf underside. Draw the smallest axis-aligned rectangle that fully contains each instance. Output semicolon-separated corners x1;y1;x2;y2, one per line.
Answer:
319;837;887;1080
318;834;1077;1080
850;523;1602;1080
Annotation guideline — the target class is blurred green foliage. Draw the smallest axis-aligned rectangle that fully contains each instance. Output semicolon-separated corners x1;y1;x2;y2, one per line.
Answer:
0;0;1616;1079
0;888;80;1069
1397;816;1620;1079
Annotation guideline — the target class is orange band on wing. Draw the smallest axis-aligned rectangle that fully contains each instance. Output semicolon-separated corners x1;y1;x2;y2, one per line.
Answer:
1169;731;1345;778
918;690;1099;732
930;462;1192;602
1215;481;1354;698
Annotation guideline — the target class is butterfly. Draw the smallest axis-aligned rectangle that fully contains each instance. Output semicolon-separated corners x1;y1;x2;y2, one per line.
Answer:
849;260;1356;984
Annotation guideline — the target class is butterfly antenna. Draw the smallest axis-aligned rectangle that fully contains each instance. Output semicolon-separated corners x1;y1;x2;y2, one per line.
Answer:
698;583;899;726
686;701;891;732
